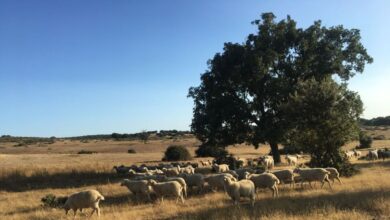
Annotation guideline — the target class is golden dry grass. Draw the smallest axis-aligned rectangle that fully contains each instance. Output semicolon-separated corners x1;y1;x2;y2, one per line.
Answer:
0;137;390;220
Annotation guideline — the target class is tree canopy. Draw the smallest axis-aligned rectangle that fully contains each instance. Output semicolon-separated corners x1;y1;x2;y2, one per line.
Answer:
188;13;372;163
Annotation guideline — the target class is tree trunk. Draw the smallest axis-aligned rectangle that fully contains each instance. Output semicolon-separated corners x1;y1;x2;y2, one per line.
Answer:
270;142;281;163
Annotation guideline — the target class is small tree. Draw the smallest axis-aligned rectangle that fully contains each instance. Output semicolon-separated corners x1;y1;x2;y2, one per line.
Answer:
139;130;149;144
163;145;192;161
358;131;372;148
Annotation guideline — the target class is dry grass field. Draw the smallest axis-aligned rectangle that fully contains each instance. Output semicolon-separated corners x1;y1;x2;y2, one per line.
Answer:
1;132;390;220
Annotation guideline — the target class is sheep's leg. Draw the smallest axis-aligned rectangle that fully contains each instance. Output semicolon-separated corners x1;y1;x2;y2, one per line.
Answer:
321;180;325;188
97;207;100;217
180;194;185;204
337;177;342;184
309;181;313;189
90;208;96;217
327;178;332;189
275;186;279;197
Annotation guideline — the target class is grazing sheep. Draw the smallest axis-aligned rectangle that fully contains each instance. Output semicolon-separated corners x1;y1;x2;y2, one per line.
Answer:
113;165;131;175
212;163;230;173
234;168;255;180
293;168;332;189
179;173;205;194
345;151;355;159
178;165;195;174
353;149;362;158
368;150;379;160
162;167;180;177
270;169;294;187
285;155;298;166
195;166;213;174
245;172;280;197
64;189;104;217
325;168;342;184
148;180;184;204
258;156;274;170
204;173;235;192
162;176;188;198
120;179;152;202
223;177;255;207
378;149;390;160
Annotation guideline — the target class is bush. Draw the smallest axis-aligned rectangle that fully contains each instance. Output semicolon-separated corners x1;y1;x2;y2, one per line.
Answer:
77;150;97;154
195;144;228;158
163;145;192;161
41;194;68;208
358;131;372;149
127;148;136;154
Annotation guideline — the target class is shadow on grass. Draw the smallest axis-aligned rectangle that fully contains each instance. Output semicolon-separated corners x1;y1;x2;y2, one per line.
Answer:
355;160;390;169
172;189;390;220
0;169;123;192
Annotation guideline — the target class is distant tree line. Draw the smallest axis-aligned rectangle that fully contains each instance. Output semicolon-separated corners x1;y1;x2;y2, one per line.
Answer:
360;116;390;126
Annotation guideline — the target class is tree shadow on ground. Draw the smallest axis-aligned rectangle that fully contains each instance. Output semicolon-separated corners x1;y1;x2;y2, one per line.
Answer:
171;188;390;220
0;170;123;192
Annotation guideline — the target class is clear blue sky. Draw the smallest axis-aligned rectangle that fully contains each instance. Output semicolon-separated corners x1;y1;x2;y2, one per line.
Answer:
1;0;389;137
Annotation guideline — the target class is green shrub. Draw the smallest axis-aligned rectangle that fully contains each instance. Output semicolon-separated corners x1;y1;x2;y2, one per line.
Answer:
358;131;372;149
77;150;97;154
127;148;136;154
163;145;192;161
195;144;228;158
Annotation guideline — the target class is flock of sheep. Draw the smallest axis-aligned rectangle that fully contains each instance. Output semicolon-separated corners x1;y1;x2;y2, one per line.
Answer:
345;148;390;160
61;154;347;217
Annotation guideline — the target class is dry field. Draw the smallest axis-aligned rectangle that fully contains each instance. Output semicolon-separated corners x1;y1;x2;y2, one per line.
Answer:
0;136;390;220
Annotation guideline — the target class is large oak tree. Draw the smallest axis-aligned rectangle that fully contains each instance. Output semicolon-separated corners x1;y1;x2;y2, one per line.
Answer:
188;13;372;163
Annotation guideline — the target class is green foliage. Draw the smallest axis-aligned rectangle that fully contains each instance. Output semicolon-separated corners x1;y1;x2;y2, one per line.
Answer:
41;194;68;208
127;148;136;154
195;144;228;158
163;145;192;161
188;13;372;163
358;131;373;148
360;116;390;126
77;150;97;154
282;78;363;176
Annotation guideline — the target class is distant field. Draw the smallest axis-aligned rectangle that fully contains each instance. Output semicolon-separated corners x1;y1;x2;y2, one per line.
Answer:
0;127;389;219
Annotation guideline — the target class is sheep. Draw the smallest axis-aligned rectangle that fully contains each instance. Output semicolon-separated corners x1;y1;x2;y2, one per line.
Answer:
212;163;230;173
285;155;298;166
270;169;294;187
120;179;153;202
223;177;255;207
162;176;188;198
258;156;274;170
204;173;235;192
234;168;256;180
128;169;151;179
245;172;280;197
63;189;104;217
345;151;355;159
179;173;205;194
378;149;390;160
148;180;184;204
325;167;342;184
195;166;213;174
113;165;131;175
368;150;379;160
353;149;362;158
293;168;332;189
178;165;195;174
227;170;239;180
162;167;180;176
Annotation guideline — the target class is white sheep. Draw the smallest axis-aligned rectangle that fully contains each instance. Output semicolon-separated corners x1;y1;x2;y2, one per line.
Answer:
178;165;195;174
325;167;342;184
120;179;153;202
258;156;274;170
368;149;379;160
179;173;205;194
212;163;230;173
162;176;188;198
63;189;104;217
345;151;355;159
204;173;235;192
285;155;298;166
353;149;362;158
162;167;180;176
245;172;280;197
148;180;184;204
270;169;295;187
293;167;332;189
223;176;255;207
